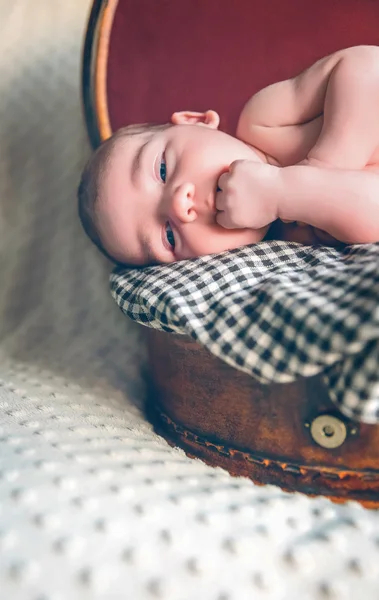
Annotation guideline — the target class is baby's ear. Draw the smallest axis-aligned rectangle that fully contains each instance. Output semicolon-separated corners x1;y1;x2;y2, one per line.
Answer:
171;110;220;129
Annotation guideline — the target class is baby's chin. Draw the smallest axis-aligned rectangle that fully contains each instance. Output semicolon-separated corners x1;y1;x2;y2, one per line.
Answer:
217;225;270;250
178;226;270;261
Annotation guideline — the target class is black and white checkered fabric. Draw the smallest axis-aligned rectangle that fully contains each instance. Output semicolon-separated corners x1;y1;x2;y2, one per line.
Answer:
110;241;379;424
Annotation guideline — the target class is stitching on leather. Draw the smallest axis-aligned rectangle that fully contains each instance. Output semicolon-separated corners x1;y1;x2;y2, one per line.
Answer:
156;409;379;482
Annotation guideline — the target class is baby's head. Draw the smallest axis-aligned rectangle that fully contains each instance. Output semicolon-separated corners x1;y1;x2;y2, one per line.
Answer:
78;110;267;266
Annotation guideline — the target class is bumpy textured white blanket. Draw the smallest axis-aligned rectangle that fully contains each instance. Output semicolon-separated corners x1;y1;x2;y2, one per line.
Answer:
0;2;379;599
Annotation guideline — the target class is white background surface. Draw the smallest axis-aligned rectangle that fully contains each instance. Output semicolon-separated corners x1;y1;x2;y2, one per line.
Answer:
0;2;379;599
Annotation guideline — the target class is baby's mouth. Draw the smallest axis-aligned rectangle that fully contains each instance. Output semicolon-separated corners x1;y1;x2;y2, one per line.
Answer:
213;184;221;205
213;184;222;216
206;183;222;217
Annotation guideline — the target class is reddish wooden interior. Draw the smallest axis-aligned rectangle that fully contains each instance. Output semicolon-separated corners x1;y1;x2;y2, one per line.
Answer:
107;0;379;135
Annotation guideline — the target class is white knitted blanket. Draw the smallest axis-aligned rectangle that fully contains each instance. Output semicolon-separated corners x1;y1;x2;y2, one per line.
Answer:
0;2;378;599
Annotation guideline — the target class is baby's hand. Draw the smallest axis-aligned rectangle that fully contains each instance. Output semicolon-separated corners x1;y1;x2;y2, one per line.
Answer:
216;160;280;230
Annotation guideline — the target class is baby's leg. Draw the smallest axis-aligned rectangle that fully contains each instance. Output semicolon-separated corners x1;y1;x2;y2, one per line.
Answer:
305;46;379;170
238;46;379;170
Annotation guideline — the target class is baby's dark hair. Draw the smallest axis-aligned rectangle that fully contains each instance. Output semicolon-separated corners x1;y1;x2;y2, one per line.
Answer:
77;122;170;264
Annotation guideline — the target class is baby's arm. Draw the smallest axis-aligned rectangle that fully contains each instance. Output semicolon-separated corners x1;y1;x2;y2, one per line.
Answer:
217;161;379;244
278;165;379;243
237;45;379;169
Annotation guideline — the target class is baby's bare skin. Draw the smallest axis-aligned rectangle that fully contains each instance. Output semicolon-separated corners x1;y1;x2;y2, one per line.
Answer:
227;45;379;245
94;46;379;266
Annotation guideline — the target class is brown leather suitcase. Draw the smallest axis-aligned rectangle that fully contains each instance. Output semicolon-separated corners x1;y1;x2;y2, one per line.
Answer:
82;0;379;507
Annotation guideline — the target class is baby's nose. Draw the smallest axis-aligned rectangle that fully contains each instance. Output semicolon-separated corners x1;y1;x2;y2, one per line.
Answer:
171;183;197;223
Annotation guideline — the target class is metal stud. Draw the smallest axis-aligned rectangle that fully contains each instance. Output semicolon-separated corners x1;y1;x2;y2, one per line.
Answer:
310;414;347;449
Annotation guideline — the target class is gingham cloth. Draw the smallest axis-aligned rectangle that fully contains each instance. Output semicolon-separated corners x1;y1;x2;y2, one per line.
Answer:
110;241;379;425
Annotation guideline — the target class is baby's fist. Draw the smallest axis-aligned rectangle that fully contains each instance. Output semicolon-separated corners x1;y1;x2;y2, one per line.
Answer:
216;160;280;230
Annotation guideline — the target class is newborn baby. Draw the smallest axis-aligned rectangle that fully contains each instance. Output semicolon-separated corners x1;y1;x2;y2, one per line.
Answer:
78;45;379;266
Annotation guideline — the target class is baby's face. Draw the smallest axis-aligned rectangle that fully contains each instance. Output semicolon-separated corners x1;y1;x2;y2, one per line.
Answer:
98;117;267;265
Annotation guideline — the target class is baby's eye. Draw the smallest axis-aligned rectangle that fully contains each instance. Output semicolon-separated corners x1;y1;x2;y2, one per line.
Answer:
160;155;167;183
165;221;175;249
